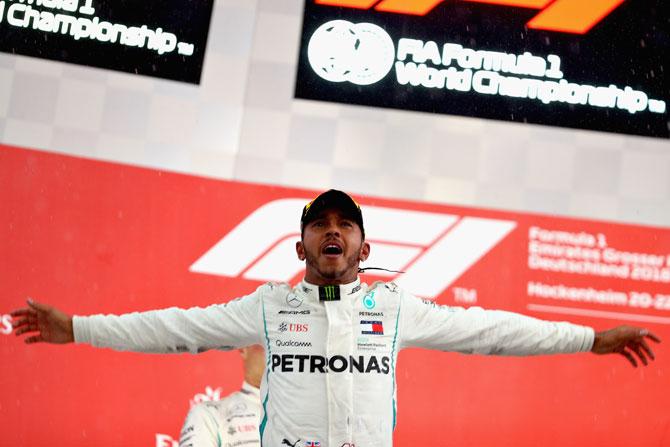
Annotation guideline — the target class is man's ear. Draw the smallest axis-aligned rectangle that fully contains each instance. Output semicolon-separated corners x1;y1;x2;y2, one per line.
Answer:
296;241;306;261
359;241;371;262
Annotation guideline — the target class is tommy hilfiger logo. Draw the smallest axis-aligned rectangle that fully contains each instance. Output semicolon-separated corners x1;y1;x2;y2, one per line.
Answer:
361;320;384;335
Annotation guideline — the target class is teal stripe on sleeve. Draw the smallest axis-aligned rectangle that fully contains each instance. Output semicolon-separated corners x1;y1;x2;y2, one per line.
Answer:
259;297;273;445
390;298;402;429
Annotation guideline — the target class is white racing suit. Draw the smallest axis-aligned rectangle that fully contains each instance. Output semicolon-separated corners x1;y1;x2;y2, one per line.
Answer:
180;381;261;447
73;279;594;447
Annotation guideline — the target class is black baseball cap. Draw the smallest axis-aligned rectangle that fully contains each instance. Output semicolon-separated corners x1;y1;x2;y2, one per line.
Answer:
300;190;365;238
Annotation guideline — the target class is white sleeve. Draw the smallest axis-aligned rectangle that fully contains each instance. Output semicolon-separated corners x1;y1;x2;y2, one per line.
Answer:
399;292;594;355
72;288;263;353
179;404;221;447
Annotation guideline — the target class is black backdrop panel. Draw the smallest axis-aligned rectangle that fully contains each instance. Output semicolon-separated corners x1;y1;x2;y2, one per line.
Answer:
295;0;669;139
0;0;214;84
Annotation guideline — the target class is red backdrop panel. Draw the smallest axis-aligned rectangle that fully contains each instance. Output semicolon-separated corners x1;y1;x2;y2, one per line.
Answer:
1;145;668;446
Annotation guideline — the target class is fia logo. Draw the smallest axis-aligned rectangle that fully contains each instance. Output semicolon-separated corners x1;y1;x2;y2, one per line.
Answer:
308;20;395;86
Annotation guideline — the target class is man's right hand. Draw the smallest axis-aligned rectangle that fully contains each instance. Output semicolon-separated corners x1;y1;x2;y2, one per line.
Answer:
11;299;74;344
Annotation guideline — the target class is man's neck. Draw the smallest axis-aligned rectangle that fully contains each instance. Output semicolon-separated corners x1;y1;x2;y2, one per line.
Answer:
244;374;261;389
303;276;359;287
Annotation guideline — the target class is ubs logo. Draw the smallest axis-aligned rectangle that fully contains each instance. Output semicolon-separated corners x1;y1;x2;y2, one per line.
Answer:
279;322;309;333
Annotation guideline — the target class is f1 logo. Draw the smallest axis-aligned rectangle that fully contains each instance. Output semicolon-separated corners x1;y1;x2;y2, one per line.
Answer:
190;199;516;299
314;0;625;34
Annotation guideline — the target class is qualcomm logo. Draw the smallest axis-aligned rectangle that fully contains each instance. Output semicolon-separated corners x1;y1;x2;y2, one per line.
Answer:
190;199;517;299
307;20;395;86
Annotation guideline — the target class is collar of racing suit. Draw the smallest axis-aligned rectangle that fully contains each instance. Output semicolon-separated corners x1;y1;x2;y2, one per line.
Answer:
298;278;363;302
240;381;261;400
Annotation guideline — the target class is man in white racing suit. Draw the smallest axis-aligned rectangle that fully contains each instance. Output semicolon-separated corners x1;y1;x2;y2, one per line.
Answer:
180;345;264;447
11;190;661;447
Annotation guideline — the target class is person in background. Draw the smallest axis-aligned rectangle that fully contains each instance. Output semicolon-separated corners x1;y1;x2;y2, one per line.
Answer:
180;345;264;447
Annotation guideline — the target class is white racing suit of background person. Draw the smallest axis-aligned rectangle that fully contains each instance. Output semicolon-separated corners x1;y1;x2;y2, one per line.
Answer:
73;279;594;447
180;381;261;447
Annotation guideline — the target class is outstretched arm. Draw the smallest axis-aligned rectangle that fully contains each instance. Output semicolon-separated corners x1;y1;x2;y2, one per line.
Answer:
400;293;661;367
11;299;74;344
591;326;661;367
10;289;264;354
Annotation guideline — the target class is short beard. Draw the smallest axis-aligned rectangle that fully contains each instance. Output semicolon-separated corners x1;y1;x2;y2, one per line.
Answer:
305;243;362;282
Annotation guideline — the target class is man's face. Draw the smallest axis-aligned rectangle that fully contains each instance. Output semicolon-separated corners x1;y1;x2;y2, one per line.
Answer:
297;208;369;285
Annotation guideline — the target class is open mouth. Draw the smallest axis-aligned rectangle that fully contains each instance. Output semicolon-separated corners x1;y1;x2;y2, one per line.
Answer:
322;242;343;256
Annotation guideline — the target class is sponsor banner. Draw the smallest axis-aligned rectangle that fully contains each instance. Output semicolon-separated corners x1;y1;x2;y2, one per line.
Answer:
0;0;213;84
155;434;179;447
295;0;668;138
1;145;668;446
1;314;12;334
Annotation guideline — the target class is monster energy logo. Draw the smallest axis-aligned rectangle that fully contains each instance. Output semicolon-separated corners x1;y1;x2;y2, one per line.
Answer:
319;285;340;301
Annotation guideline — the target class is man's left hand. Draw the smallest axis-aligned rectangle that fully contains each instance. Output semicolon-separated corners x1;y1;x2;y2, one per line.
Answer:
591;326;661;367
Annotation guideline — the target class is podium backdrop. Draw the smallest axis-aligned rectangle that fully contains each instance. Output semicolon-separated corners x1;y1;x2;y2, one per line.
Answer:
2;145;669;446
